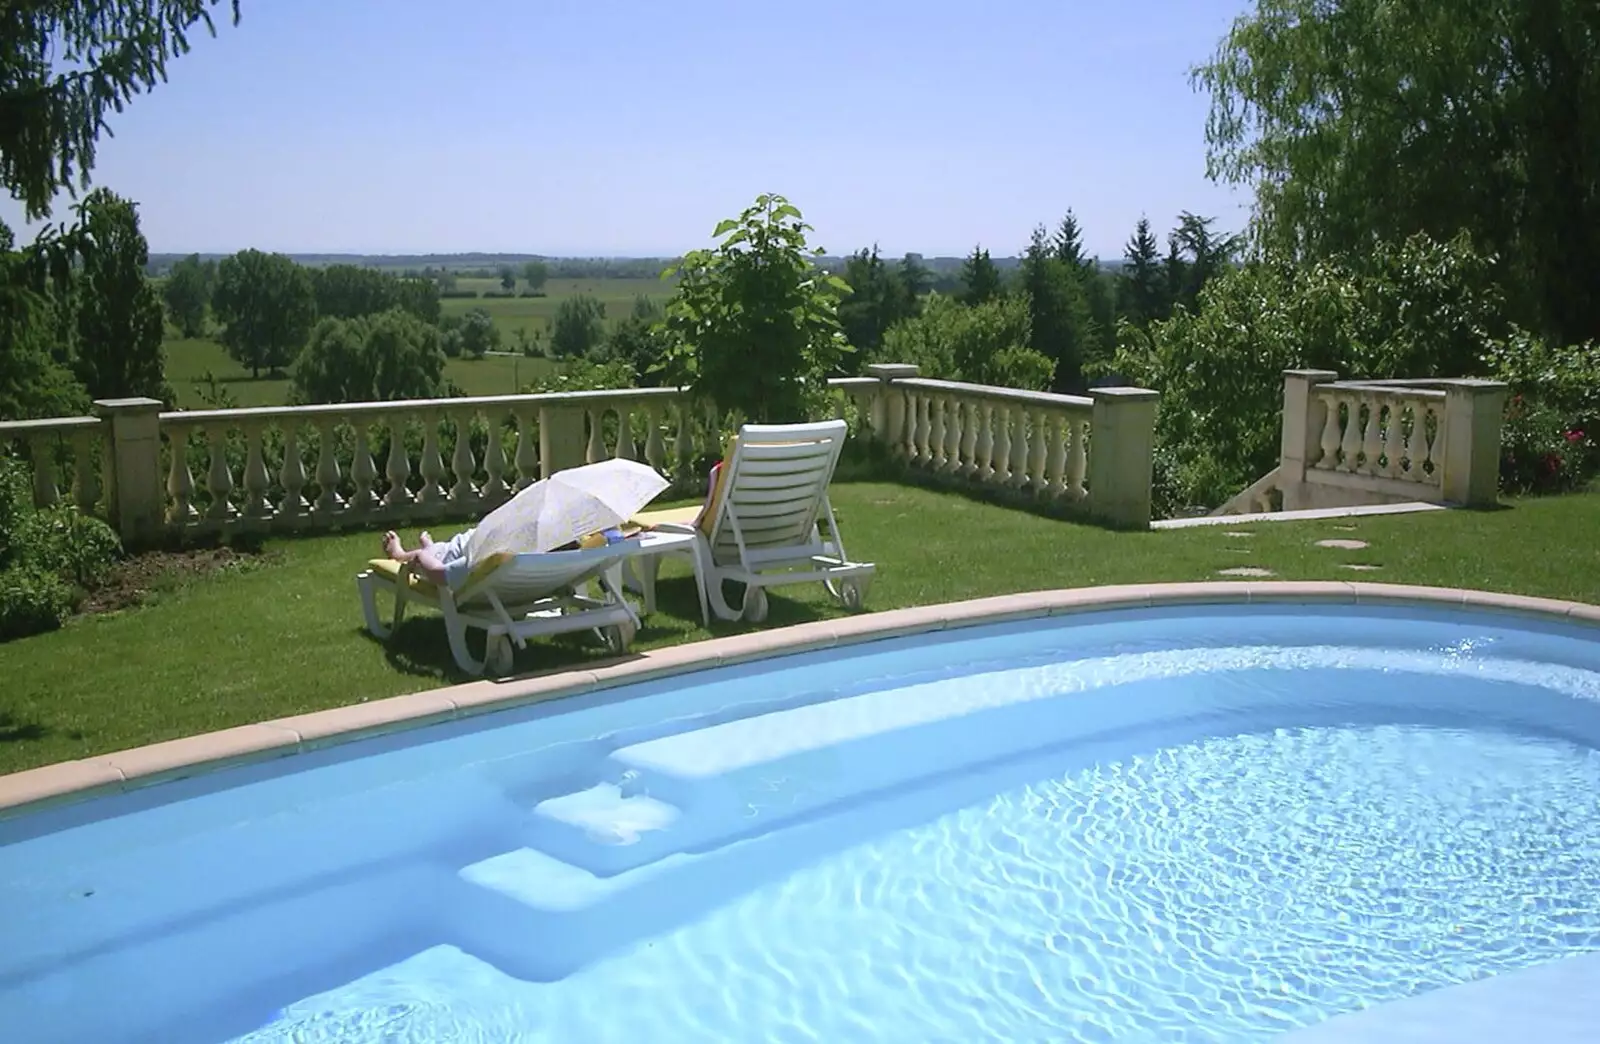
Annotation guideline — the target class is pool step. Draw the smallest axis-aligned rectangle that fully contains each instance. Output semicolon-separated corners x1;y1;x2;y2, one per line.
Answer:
526;783;684;875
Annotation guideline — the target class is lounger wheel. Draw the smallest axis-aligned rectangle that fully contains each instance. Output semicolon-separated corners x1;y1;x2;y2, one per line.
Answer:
600;618;636;656
740;585;769;624
485;634;515;676
837;576;865;611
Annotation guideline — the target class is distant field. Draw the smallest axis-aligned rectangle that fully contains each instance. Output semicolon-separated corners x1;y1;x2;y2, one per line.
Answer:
163;338;557;409
442;277;674;338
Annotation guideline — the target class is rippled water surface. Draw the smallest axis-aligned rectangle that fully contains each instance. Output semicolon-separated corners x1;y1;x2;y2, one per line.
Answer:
242;720;1600;1043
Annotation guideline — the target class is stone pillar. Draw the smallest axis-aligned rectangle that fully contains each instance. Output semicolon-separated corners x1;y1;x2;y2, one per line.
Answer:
538;404;588;479
864;363;918;455
94;397;166;546
1278;369;1339;510
1438;378;1510;507
1087;387;1160;530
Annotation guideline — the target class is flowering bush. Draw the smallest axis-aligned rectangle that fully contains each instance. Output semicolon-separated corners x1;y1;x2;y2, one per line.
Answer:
1484;335;1600;493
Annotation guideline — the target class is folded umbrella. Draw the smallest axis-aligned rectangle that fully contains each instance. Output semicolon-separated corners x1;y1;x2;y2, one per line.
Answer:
465;458;670;562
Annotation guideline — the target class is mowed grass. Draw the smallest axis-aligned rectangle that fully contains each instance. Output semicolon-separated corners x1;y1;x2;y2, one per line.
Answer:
1;484;1596;775
162;335;559;408
442;277;674;339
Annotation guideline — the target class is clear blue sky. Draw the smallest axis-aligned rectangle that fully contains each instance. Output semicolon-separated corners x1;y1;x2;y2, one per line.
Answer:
2;0;1253;259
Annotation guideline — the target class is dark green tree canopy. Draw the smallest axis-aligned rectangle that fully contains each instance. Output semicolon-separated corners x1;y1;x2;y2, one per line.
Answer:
210;248;316;378
69;188;168;402
1;1;242;219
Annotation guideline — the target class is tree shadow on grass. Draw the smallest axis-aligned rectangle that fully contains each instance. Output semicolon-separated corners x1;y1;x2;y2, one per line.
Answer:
359;574;834;683
0;712;51;745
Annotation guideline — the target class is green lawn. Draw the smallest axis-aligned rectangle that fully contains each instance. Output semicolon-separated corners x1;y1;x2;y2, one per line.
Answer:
1;484;1597;775
442;277;673;339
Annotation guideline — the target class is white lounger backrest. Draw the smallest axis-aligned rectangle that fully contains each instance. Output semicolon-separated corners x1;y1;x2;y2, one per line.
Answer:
455;545;625;607
705;419;848;568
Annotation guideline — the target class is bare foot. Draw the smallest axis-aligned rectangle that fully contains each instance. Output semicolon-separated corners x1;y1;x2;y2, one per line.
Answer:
419;531;435;548
382;531;403;559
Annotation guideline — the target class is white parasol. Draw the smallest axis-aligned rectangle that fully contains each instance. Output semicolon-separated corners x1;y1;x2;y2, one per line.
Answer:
465;458;669;561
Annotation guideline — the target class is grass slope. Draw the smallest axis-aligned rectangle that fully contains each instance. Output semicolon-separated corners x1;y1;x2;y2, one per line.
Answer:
1;485;1596;775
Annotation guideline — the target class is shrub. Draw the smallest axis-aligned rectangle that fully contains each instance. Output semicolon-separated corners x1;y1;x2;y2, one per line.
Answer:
1487;334;1600;493
438;289;480;299
18;507;122;588
0;565;74;641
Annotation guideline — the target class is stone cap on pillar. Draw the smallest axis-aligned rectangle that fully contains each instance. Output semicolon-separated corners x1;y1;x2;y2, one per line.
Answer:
1436;378;1511;395
1282;369;1339;380
93;397;165;416
864;363;919;381
1088;387;1159;403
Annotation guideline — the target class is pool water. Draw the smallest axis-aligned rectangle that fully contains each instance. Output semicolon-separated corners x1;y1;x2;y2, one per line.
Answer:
4;606;1600;1043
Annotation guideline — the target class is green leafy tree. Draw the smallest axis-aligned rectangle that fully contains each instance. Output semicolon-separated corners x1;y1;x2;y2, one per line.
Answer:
1170;212;1241;313
959;246;1003;306
457;307;500;359
69;189;169;402
599;296;671;384
2;1;243;219
161;253;212;337
311;264;395;319
0;223;89;419
838;245;918;368
880;292;1052;390
521;260;549;293
211;249;316;378
662;193;851;425
898;253;931;301
498;265;517;293
291;309;446;405
1120;217;1166;326
392;276;441;325
549;293;607;359
1195;0;1600;347
1018;226;1097;391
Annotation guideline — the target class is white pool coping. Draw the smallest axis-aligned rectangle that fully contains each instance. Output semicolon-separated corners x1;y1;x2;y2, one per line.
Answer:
2;581;1597;820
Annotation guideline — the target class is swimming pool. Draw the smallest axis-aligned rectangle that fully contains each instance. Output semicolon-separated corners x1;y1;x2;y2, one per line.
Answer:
3;598;1600;1042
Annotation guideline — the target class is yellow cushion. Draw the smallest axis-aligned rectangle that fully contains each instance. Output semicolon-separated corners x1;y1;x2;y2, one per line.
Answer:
630;505;701;528
365;551;514;595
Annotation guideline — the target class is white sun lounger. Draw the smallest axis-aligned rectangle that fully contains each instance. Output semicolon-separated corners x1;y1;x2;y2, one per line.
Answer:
631;418;876;624
357;544;642;676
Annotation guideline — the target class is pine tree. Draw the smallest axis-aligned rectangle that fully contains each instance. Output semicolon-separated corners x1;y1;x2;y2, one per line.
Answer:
960;246;1003;305
1121;216;1166;326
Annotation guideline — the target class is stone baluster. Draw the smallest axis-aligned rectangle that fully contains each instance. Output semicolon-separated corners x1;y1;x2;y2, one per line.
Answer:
278;424;309;521
1416;399;1441;479
1045;412;1068;498
959;401;980;478
241;420;272;519
27;435;60;508
1028;409;1050;494
992;406;1013;485
585;407;608;463
1317;393;1342;470
975;402;995;482
1008;410;1031;489
166;427;197;523
644;407;666;471
72;429;101;514
419;413;447;504
513;408;539;490
350;421;378;513
929;396;947;472
449;409;477;507
204;425;235;521
482;414;509;506
1066;417;1088;500
943;398;964;474
1336;394;1362;473
314;417;344;517
1359;400;1383;476
616;405;636;461
1380;401;1404;478
384;417;413;508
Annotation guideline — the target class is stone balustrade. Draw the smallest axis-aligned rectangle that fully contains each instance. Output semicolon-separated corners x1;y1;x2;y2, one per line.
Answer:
1;367;1159;543
1212;370;1508;516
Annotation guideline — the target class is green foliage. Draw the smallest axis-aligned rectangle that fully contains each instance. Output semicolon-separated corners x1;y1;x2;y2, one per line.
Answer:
1103;232;1509;511
291;309;446;405
0;453;120;641
879;292;1053;391
311;264;395;320
162;253;213;337
1120;217;1166;326
1195;0;1600;348
19;507;122;588
598;296;671;385
457;307;500;359
0;222;90;420
0;1;242;220
498;265;517;293
837;246;920;368
0;566;73;642
69;188;170;403
1019;225;1097;391
1484;334;1600;493
521;357;637;395
392;277;441;325
521;260;549;293
549;293;606;359
959;246;1003;305
662;193;852;425
211;249;317;378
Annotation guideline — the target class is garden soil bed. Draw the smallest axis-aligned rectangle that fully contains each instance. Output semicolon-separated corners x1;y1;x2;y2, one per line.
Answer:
78;546;273;616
